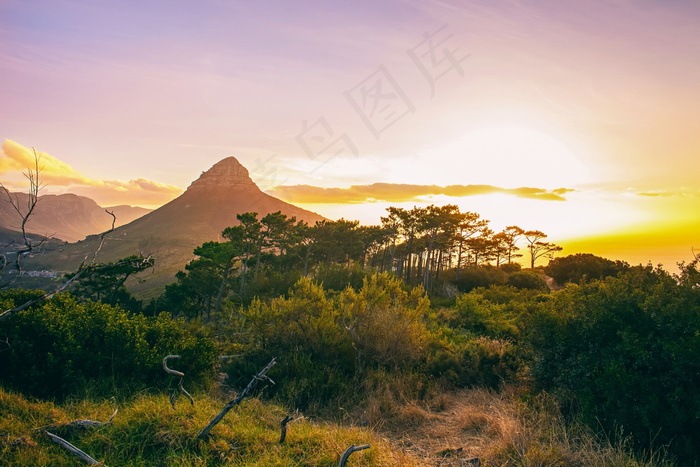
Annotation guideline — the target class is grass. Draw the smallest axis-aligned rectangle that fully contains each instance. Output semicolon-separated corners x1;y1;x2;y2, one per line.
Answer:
351;380;673;467
0;387;418;466
0;382;675;466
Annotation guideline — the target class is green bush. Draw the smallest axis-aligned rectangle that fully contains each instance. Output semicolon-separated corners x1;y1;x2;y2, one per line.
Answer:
507;270;549;291
449;266;508;292
499;262;522;274
0;292;218;399
446;293;520;339
528;265;700;463
228;274;435;409
544;253;629;285
313;263;368;291
230;278;355;408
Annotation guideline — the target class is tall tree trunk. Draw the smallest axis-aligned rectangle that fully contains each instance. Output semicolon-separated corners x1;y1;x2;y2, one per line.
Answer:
215;266;230;315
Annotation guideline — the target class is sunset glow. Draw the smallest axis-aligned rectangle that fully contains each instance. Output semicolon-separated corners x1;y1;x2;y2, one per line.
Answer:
1;0;699;268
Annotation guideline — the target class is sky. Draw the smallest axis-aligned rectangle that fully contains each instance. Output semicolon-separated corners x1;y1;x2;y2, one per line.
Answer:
1;0;699;268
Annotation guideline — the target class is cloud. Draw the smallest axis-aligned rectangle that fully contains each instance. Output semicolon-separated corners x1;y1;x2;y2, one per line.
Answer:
1;139;182;206
268;182;574;204
636;190;699;198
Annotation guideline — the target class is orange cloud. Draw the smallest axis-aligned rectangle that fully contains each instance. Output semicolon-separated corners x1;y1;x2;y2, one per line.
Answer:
1;139;182;207
268;183;573;204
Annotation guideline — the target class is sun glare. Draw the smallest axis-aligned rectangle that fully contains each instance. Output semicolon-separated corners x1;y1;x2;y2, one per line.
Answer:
428;125;592;188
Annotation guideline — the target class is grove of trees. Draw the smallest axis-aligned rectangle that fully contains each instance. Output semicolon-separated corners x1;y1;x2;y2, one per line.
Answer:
154;206;562;317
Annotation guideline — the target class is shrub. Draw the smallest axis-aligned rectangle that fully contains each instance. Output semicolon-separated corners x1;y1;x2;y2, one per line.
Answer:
544;253;629;285
0;292;218;399
230;278;355;408
447;293;519;339
340;273;433;372
499;262;522;274
528;266;700;463
507;270;549;291
450;266;508;292
229;274;436;409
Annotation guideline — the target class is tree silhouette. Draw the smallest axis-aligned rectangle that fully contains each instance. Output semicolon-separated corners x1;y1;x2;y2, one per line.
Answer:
523;230;562;268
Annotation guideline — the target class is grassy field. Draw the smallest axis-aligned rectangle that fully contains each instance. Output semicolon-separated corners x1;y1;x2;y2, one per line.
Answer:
0;387;417;466
1;384;670;466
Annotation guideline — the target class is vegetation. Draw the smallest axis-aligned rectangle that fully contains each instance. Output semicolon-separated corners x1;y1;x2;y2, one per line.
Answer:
2;197;697;465
0;290;217;400
529;261;700;464
0;387;415;466
545;252;630;285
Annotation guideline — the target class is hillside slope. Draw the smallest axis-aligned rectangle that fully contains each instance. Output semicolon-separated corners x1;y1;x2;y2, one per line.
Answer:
26;157;326;297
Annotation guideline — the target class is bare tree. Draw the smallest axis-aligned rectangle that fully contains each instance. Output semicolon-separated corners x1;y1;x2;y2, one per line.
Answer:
1;148;46;288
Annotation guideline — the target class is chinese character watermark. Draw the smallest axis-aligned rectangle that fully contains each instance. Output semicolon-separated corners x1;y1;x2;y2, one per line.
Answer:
344;65;415;140
407;24;468;98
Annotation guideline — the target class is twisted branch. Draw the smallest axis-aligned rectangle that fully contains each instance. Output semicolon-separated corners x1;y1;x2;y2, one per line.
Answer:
163;355;194;407
338;444;370;467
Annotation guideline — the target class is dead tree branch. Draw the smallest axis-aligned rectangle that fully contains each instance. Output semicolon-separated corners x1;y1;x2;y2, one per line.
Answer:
0;148;46;288
196;357;276;440
163;355;194;408
45;431;103;465
338;444;371;467
86;210;116;267
279;415;294;444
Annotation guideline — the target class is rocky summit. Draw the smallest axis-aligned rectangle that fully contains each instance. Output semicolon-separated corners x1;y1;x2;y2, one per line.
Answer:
186;157;258;192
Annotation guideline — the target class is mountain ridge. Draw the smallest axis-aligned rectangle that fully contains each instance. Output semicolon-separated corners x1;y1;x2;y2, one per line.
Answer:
0;192;151;243
24;156;326;297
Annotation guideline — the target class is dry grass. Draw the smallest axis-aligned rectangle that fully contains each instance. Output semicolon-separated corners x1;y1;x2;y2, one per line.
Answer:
360;386;671;467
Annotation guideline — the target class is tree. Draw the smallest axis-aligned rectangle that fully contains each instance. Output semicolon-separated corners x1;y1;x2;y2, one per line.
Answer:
453;211;489;277
0;149;45;288
235;212;262;297
69;255;154;312
163;228;243;318
465;228;496;267
499;226;524;264
523;230;562;268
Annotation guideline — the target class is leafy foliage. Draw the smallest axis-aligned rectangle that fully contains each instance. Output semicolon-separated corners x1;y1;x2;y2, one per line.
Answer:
528;265;700;463
225;274;436;408
0;291;217;399
68;255;154;313
507;270;549;291
544;253;629;285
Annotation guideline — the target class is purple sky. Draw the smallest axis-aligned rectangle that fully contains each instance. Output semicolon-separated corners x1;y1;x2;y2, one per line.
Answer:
2;0;700;265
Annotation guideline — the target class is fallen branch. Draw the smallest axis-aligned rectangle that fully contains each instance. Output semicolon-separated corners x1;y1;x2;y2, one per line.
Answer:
163;355;194;407
196;357;276;440
45;431;103;465
67;407;118;430
338;444;370;467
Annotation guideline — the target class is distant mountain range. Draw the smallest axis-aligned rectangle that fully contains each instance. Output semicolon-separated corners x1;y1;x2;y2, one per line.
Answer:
24;157;326;297
0;192;151;243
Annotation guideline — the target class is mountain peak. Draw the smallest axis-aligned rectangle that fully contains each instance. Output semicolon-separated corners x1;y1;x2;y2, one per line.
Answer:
187;156;258;192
